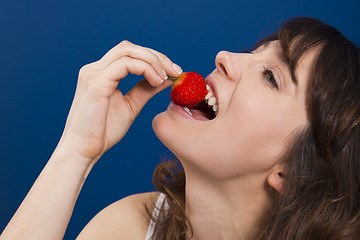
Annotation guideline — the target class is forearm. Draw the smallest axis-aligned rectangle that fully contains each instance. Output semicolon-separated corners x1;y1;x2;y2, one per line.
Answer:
0;148;97;240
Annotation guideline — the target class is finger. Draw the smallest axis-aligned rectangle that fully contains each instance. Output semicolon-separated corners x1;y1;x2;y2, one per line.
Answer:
147;48;183;77
97;41;168;81
102;56;165;86
123;79;172;118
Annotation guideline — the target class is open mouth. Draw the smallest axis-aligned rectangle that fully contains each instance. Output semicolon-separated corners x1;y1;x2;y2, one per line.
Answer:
183;84;218;120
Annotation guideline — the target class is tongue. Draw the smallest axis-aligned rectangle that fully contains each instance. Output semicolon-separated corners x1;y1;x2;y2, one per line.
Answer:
190;109;210;121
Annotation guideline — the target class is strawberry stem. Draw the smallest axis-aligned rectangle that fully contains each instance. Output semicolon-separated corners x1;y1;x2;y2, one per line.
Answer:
167;76;178;81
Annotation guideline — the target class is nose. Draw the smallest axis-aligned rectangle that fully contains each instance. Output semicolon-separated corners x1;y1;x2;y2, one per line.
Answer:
215;51;240;80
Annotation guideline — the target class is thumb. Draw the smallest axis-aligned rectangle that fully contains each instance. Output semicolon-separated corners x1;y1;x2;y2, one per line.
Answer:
124;79;172;118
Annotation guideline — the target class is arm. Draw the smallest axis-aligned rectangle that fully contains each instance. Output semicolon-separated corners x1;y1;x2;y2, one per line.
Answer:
0;150;95;240
0;40;181;239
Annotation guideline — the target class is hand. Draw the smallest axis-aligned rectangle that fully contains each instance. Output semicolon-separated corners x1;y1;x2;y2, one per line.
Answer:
56;40;182;163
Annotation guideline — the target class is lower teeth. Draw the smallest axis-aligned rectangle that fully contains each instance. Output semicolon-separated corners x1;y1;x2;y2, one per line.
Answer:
184;107;193;116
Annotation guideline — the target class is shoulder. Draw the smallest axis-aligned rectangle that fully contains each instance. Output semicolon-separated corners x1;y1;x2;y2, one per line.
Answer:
76;192;161;240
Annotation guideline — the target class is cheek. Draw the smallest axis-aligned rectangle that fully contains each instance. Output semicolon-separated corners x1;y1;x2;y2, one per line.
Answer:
152;92;308;179
226;93;301;165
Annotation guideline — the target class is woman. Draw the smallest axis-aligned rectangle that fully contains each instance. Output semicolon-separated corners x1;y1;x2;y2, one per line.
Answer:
1;17;359;239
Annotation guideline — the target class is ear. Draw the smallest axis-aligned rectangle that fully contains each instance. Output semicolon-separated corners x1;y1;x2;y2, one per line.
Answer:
267;164;285;195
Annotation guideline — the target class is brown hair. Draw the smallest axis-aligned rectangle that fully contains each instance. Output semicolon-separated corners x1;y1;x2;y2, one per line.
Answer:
148;17;360;239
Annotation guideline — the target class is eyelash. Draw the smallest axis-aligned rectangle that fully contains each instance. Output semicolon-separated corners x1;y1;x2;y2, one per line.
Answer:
262;67;278;90
248;49;279;90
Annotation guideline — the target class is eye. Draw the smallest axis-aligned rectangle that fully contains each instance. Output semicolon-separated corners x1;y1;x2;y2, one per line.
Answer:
263;67;278;90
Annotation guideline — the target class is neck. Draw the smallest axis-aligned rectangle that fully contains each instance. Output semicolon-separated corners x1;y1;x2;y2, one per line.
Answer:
184;170;272;240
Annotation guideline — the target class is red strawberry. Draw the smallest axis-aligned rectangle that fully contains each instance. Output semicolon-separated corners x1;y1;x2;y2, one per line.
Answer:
168;72;208;109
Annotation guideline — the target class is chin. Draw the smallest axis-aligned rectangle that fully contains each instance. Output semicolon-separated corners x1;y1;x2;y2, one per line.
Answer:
152;111;167;142
153;111;238;179
152;111;195;161
152;111;180;146
152;106;222;167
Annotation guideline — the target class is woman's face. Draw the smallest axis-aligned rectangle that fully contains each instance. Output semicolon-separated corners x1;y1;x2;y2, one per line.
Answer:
153;41;315;180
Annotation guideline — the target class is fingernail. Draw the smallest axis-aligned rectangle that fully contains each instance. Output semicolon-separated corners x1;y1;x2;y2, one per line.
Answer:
162;69;168;80
173;63;182;74
157;74;165;83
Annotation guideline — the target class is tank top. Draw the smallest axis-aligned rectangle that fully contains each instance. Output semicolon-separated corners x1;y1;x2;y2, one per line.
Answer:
145;193;168;240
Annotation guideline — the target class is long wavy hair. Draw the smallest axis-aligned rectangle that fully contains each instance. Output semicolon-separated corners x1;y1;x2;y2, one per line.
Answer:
147;17;360;239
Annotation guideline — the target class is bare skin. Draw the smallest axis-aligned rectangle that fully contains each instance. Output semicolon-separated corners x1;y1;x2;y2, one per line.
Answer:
153;41;318;239
0;41;181;240
1;40;319;240
77;192;160;240
79;41;318;240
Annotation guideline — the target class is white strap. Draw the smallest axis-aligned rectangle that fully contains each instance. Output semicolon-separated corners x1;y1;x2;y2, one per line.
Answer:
145;193;168;240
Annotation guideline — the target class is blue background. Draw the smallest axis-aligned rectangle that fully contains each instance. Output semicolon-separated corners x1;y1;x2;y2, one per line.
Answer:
0;0;359;239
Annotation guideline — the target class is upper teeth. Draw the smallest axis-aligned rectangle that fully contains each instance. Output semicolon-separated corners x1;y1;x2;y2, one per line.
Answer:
182;83;219;118
205;83;218;115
